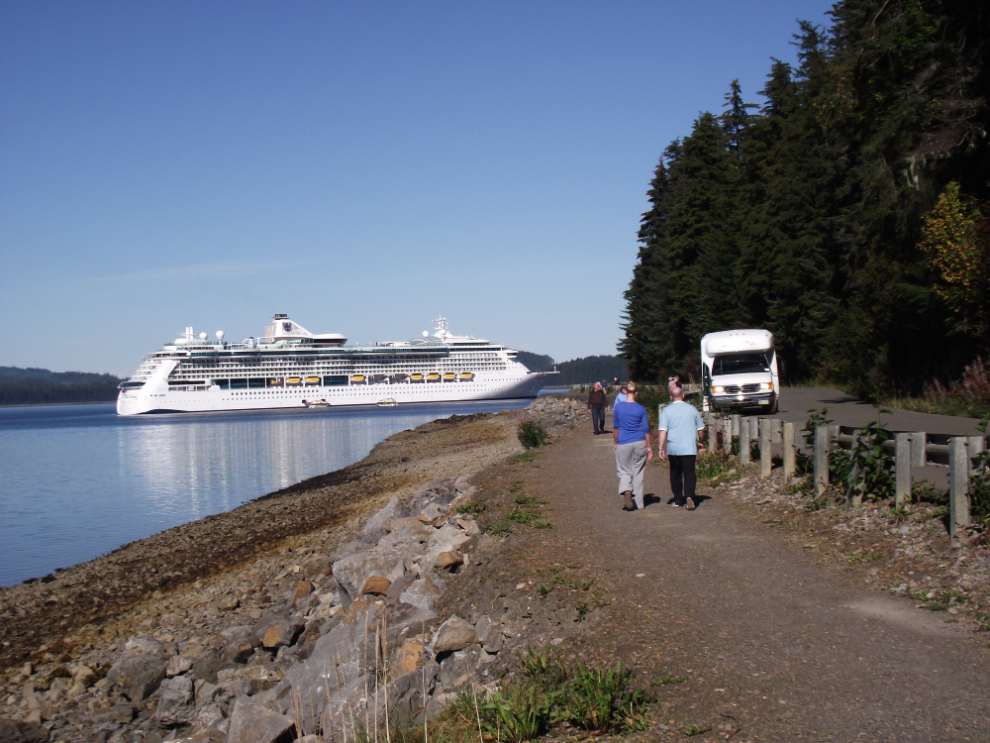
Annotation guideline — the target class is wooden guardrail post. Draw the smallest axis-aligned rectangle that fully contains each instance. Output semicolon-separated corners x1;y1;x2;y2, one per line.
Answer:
760;419;772;479
814;426;829;494
707;414;717;453
949;437;969;543
739;416;751;465
895;432;911;508
730;414;741;457
783;421;795;482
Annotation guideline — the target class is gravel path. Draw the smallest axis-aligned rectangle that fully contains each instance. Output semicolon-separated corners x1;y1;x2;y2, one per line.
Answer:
522;424;990;742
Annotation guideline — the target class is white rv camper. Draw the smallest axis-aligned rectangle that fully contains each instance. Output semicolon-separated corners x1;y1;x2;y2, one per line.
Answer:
700;329;779;413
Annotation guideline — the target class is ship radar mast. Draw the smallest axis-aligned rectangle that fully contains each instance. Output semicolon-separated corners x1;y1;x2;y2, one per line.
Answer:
431;315;450;340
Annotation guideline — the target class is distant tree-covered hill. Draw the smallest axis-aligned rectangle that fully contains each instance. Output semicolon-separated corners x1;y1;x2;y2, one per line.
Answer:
0;367;123;405
517;353;628;386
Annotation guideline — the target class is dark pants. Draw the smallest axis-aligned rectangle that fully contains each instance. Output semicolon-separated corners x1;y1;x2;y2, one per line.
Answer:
591;408;605;433
669;454;697;504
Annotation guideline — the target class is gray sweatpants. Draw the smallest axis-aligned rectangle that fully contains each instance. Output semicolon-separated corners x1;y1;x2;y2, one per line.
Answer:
615;440;648;510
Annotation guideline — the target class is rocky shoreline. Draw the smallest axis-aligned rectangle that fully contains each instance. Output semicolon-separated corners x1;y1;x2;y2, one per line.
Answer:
0;396;589;743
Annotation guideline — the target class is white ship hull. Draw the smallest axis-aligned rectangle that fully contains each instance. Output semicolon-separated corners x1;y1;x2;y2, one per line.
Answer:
117;314;556;416
118;371;547;415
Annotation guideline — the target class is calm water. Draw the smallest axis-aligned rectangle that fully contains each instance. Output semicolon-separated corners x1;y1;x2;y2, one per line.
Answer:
0;398;541;587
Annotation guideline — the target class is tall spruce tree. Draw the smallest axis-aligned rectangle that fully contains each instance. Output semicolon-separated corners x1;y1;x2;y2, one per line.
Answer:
737;28;839;379
619;155;676;381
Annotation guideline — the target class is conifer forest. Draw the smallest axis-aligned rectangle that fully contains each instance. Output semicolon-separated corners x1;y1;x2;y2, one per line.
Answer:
620;0;989;396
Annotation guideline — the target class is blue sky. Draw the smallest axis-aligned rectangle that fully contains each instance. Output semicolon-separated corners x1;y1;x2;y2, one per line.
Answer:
1;0;835;376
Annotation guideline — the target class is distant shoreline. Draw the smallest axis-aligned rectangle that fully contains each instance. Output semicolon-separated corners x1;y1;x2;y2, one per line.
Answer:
0;399;117;409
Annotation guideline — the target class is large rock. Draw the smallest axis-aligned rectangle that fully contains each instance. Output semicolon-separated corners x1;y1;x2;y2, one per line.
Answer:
274;604;379;724
361;576;391;596
218;664;283;697
155;675;194;727
227;696;294;743
260;618;305;650
187;703;226;736
369;663;439;727
332;547;406;605
390;638;425;679
221;625;261;663
432;616;477;654
292;581;313;605
106;639;168;702
165;656;193;678
360;496;407;543
438;645;482;693
398;572;446;612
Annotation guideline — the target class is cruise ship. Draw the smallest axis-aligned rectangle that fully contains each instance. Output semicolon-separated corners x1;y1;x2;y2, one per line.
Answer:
117;315;556;415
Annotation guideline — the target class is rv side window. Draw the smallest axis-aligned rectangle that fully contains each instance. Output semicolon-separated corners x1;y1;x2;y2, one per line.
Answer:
712;354;769;376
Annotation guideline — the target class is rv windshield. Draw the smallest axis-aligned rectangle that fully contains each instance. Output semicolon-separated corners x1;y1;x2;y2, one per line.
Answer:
712;354;769;376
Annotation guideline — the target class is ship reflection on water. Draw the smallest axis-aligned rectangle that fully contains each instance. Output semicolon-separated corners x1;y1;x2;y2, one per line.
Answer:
0;398;535;587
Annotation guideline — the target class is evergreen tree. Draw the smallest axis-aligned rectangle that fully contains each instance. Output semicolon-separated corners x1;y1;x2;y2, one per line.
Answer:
620;153;676;380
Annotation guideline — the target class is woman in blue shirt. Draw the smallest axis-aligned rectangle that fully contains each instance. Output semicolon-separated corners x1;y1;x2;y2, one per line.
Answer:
612;381;653;511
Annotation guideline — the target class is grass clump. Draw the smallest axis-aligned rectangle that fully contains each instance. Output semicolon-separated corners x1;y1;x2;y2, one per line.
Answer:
518;420;549;449
453;651;654;741
507;507;538;524
695;451;734;483
455;501;487;515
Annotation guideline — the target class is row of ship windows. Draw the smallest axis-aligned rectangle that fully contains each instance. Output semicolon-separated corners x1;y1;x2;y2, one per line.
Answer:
172;368;507;379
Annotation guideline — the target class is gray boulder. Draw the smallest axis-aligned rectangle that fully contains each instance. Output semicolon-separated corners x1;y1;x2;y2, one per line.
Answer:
227;696;294;743
438;645;482;693
106;639;168;702
398;571;446;612
360;496;407;543
370;662;439;726
221;625;261;663
259;617;305;650
332;547;406;605
433;616;477;654
155;675;194;727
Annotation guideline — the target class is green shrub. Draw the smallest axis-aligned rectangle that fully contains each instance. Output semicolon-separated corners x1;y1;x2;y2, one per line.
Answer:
518;420;549;449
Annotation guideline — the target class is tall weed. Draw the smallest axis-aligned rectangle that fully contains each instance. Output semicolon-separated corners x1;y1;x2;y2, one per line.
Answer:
517;420;549;449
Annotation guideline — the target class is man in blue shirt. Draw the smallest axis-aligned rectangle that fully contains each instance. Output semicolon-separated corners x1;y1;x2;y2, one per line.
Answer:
657;379;705;509
613;381;652;511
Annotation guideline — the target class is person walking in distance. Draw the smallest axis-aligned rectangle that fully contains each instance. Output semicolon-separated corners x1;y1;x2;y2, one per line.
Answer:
657;378;705;509
587;381;608;435
613;381;653;511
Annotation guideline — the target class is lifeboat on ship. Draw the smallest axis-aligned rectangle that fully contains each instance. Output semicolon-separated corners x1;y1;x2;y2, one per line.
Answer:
426;373;441;381
350;375;366;383
443;373;456;381
286;377;302;385
409;374;424;382
459;372;474;381
305;376;320;385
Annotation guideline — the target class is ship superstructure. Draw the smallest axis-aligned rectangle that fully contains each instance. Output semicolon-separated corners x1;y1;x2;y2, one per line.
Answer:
117;314;554;415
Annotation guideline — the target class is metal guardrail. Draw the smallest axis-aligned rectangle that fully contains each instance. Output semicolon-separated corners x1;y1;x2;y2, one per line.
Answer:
701;412;987;545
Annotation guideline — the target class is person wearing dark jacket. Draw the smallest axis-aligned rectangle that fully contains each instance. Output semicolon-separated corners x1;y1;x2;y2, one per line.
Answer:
587;382;608;435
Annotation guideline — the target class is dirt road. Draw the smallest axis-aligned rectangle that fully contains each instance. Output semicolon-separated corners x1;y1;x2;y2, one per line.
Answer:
520;424;990;741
